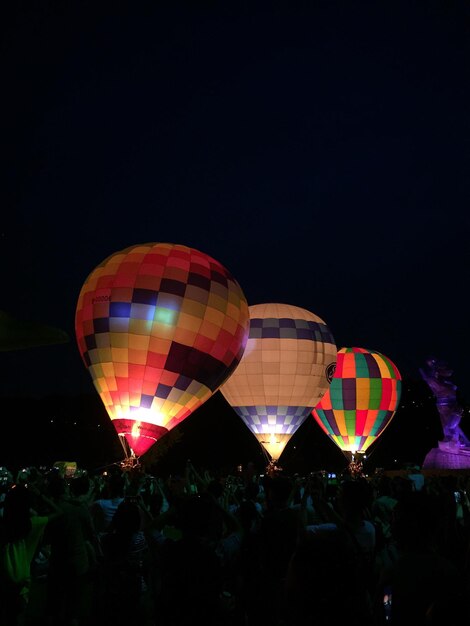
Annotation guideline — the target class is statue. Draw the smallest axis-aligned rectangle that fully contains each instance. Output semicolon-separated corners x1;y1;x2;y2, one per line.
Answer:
419;357;470;448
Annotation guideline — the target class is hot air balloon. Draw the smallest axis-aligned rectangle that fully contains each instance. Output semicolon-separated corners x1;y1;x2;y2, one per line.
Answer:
311;347;402;462
75;242;250;461
219;303;337;463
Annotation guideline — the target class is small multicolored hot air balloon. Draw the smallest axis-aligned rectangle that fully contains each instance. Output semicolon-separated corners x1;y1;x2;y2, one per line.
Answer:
219;303;337;462
75;242;250;458
311;347;402;459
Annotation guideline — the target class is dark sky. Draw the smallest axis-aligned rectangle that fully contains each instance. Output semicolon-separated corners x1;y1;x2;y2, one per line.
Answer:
2;0;469;407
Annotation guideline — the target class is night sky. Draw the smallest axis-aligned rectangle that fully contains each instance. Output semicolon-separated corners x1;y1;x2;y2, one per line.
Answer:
1;1;469;467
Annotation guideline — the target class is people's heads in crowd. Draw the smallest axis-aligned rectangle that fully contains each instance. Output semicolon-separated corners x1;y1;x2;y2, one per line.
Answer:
337;477;373;518
391;490;439;551
0;466;13;493
175;493;223;541
146;490;164;517
376;475;394;498
264;474;293;508
103;471;126;499
285;526;369;625
244;480;260;501
390;475;414;500
69;473;91;498
45;472;69;500
2;483;33;542
207;479;224;500
125;466;146;497
166;474;187;502
111;499;143;536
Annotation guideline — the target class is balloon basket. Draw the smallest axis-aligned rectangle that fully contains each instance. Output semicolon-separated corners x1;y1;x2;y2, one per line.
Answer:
117;435;141;471
347;455;364;479
266;459;283;477
120;456;141;471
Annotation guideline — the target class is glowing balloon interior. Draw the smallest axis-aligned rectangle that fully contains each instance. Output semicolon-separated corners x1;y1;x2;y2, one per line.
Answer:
312;347;402;456
75;242;249;457
219;303;337;461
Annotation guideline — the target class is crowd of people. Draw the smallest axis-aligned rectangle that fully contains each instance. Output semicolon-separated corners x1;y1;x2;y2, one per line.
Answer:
1;459;470;626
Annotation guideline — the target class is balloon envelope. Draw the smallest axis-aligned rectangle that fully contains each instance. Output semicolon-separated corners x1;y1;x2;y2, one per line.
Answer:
219;303;337;460
75;242;249;456
312;347;402;456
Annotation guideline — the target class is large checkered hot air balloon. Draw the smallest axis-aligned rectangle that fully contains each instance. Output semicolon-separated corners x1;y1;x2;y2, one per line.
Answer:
311;347;402;459
219;303;337;462
75;242;250;460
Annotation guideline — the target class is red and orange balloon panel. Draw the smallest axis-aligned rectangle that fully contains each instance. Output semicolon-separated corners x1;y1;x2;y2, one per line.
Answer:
75;242;249;457
312;347;402;456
